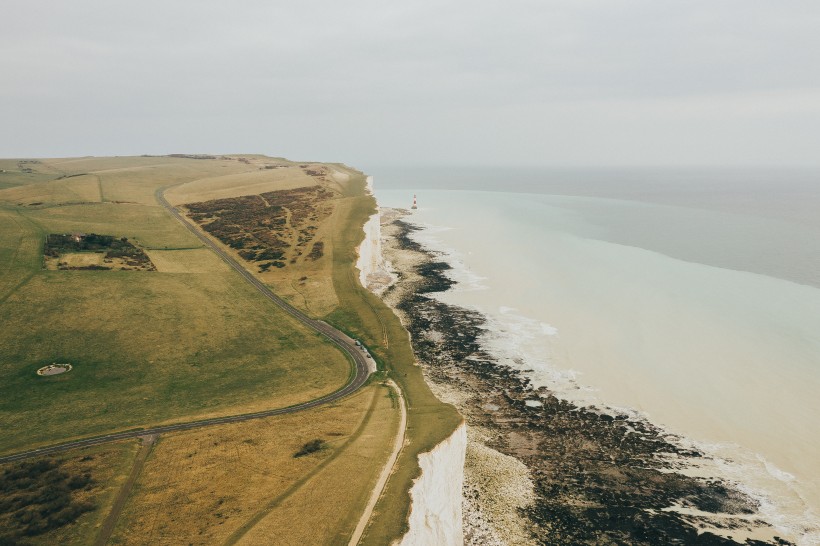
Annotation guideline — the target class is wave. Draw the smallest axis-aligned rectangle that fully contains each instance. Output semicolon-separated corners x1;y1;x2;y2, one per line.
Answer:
404;221;488;292
402;218;820;546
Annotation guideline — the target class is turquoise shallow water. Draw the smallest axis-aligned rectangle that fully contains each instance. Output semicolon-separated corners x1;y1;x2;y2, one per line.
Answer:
369;165;820;287
373;168;820;543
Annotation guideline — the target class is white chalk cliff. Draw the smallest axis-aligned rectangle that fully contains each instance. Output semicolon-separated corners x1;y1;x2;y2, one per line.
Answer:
356;177;397;294
397;423;467;546
361;178;467;546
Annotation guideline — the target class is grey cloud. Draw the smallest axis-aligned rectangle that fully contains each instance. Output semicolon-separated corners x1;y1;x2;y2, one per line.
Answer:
1;0;819;166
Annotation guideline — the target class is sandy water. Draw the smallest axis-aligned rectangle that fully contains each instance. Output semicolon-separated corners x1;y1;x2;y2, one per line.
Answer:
374;173;820;544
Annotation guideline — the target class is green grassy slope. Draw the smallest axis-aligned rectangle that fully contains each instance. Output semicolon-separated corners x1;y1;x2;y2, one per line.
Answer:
0;157;351;454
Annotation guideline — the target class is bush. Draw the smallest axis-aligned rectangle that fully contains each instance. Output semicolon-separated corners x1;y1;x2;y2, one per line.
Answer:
294;439;325;458
67;474;91;490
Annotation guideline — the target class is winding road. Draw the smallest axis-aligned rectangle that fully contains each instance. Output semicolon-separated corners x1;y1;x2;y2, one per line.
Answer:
0;186;373;465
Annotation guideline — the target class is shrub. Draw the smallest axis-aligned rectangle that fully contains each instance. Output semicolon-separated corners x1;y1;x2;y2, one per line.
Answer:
293;439;325;458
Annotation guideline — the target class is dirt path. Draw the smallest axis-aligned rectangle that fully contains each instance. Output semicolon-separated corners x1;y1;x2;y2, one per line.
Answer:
93;434;157;546
282;206;296;246
95;174;105;202
348;380;407;546
0;209;40;304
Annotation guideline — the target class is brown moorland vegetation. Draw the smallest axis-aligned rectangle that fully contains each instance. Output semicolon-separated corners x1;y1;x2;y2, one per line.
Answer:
43;233;156;271
0;441;138;546
184;185;335;272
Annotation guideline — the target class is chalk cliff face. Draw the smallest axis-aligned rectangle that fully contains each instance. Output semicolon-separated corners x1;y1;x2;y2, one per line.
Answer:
356;177;397;294
398;423;467;546
357;211;383;287
361;183;467;545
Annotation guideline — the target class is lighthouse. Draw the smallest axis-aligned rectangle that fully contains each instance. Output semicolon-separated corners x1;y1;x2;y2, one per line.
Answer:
411;194;418;210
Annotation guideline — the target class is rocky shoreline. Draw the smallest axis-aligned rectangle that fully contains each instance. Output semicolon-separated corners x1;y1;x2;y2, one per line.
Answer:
380;213;792;546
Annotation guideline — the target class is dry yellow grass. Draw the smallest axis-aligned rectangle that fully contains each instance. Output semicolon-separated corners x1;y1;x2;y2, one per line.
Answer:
24;202;202;249
144;248;231;273
47;252;104;268
109;383;400;546
0;175;103;206
164;165;316;205
0;155;278;207
48;156;185;173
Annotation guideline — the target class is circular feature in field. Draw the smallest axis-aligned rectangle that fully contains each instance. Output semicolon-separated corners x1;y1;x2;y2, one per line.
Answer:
37;363;73;376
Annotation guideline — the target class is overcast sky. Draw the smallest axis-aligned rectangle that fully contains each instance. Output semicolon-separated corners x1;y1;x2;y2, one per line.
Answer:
2;1;819;167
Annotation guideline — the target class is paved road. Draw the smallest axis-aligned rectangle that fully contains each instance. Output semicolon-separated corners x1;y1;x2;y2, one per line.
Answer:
0;187;373;465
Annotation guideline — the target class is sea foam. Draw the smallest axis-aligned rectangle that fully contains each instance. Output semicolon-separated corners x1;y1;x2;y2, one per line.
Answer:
399;209;820;545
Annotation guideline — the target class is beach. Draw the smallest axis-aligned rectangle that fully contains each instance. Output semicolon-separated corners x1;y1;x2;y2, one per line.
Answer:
370;169;820;545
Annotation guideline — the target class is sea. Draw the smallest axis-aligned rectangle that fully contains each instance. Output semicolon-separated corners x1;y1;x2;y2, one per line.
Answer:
370;166;820;545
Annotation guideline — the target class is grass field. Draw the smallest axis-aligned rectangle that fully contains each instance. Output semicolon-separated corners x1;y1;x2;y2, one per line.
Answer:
172;161;358;317
107;383;399;545
0;156;352;454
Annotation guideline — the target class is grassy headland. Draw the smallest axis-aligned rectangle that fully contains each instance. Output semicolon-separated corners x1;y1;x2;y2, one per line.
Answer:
0;156;351;453
173;159;463;541
319;169;463;544
0;155;461;544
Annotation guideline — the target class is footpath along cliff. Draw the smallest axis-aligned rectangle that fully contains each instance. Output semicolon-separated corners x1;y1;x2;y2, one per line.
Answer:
356;178;466;546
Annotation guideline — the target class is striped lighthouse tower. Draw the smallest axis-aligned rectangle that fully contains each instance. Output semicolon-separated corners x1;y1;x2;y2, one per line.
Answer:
411;194;418;210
